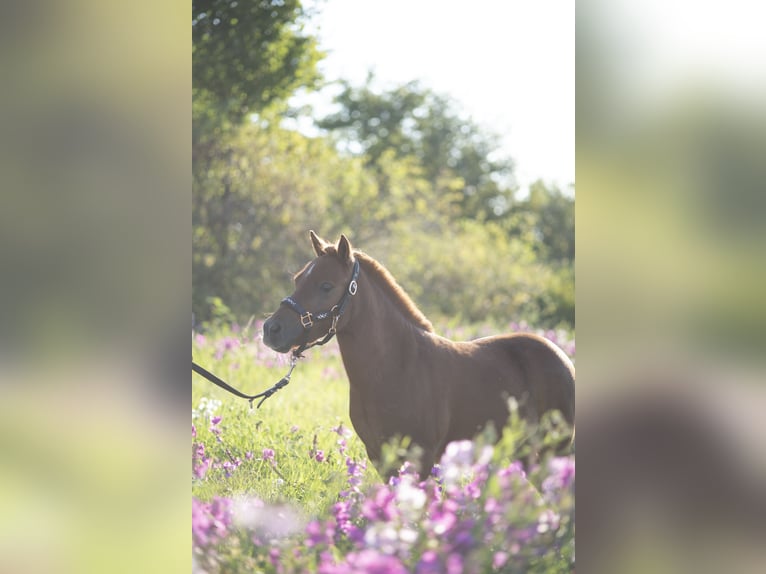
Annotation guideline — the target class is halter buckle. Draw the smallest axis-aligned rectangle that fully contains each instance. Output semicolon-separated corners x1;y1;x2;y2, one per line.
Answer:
300;312;313;329
348;280;358;296
329;313;340;335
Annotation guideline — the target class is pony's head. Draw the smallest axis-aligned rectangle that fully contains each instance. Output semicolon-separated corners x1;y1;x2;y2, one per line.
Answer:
263;231;357;353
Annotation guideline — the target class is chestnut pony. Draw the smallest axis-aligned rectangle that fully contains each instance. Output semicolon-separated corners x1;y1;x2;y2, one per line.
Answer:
263;232;575;478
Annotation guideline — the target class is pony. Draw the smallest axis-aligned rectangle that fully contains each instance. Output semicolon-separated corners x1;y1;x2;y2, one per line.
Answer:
263;231;575;478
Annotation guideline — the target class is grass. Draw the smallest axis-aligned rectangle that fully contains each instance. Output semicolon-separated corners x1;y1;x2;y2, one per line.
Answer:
192;320;575;573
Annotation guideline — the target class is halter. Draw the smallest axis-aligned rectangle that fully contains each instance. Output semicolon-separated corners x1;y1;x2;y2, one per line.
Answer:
191;259;360;410
279;258;360;355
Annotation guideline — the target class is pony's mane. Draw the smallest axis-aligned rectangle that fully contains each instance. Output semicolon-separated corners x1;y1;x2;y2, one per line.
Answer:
355;251;434;332
319;246;433;332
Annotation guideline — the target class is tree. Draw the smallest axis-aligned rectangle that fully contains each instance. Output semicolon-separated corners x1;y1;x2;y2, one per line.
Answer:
505;181;575;264
318;77;516;222
192;0;323;128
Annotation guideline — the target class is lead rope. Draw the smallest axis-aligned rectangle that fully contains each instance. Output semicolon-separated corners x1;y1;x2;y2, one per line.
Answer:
192;351;299;409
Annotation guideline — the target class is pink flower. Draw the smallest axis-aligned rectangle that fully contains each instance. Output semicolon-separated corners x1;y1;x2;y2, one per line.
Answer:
319;549;407;574
493;551;509;569
192;497;231;548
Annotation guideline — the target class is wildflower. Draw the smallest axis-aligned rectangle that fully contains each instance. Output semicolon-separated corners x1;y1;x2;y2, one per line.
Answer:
361;487;396;522
305;519;331;548
332;423;352;438
446;553;463;574
233;497;303;538
431;506;457;536
209;416;222;441
320;549;407;574
345;456;365;491
542;456;575;494
193;443;211;479
363;523;399;554
262;448;275;464
440;440;475;486
395;475;427;516
537;509;561;534
416;551;441;574
314;450;325;463
493;551;509;569
192;497;231;548
214;337;240;359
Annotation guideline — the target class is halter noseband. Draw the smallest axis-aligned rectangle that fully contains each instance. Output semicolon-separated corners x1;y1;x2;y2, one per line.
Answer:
279;258;360;354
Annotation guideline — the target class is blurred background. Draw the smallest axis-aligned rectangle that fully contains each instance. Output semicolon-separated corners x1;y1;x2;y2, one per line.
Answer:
577;0;766;572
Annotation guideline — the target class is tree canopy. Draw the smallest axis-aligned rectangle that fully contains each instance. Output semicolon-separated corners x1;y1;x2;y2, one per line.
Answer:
193;0;322;127
318;78;516;222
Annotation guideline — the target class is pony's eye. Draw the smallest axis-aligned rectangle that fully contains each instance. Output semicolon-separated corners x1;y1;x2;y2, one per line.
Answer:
320;282;334;293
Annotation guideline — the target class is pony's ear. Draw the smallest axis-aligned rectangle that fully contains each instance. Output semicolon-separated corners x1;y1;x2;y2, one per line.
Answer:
337;234;353;264
309;230;328;256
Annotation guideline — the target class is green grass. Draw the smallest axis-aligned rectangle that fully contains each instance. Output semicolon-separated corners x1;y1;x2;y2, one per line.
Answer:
192;328;379;515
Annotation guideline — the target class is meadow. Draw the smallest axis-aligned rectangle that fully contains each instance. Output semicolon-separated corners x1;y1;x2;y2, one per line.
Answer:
192;321;575;573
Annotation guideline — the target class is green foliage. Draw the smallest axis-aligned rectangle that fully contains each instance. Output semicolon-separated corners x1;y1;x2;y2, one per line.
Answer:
191;5;574;330
192;120;574;328
318;77;515;222
192;0;322;127
505;180;575;264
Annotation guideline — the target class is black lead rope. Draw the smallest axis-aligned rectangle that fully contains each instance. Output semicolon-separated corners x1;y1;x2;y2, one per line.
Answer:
192;353;298;409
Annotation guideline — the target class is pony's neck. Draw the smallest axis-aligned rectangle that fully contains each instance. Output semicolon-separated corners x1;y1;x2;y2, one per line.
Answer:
350;253;433;333
336;257;429;384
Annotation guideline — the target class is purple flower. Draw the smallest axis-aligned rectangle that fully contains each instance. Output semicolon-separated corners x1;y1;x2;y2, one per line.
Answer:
268;548;280;567
306;519;332;548
430;506;457;536
345;456;365;490
543;456;575;494
445;553;463;574
362;487;397;522
320;549;407;574
193;443;211;479
416;551;441;574
314;449;325;463
192;497;231;548
262;448;275;464
493;551;509;569
332;423;352;438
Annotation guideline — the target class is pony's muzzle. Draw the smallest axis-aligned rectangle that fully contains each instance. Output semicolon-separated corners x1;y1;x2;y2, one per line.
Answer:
263;315;287;352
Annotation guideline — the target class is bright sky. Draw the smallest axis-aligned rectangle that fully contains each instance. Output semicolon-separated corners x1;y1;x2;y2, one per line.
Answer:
302;0;574;194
